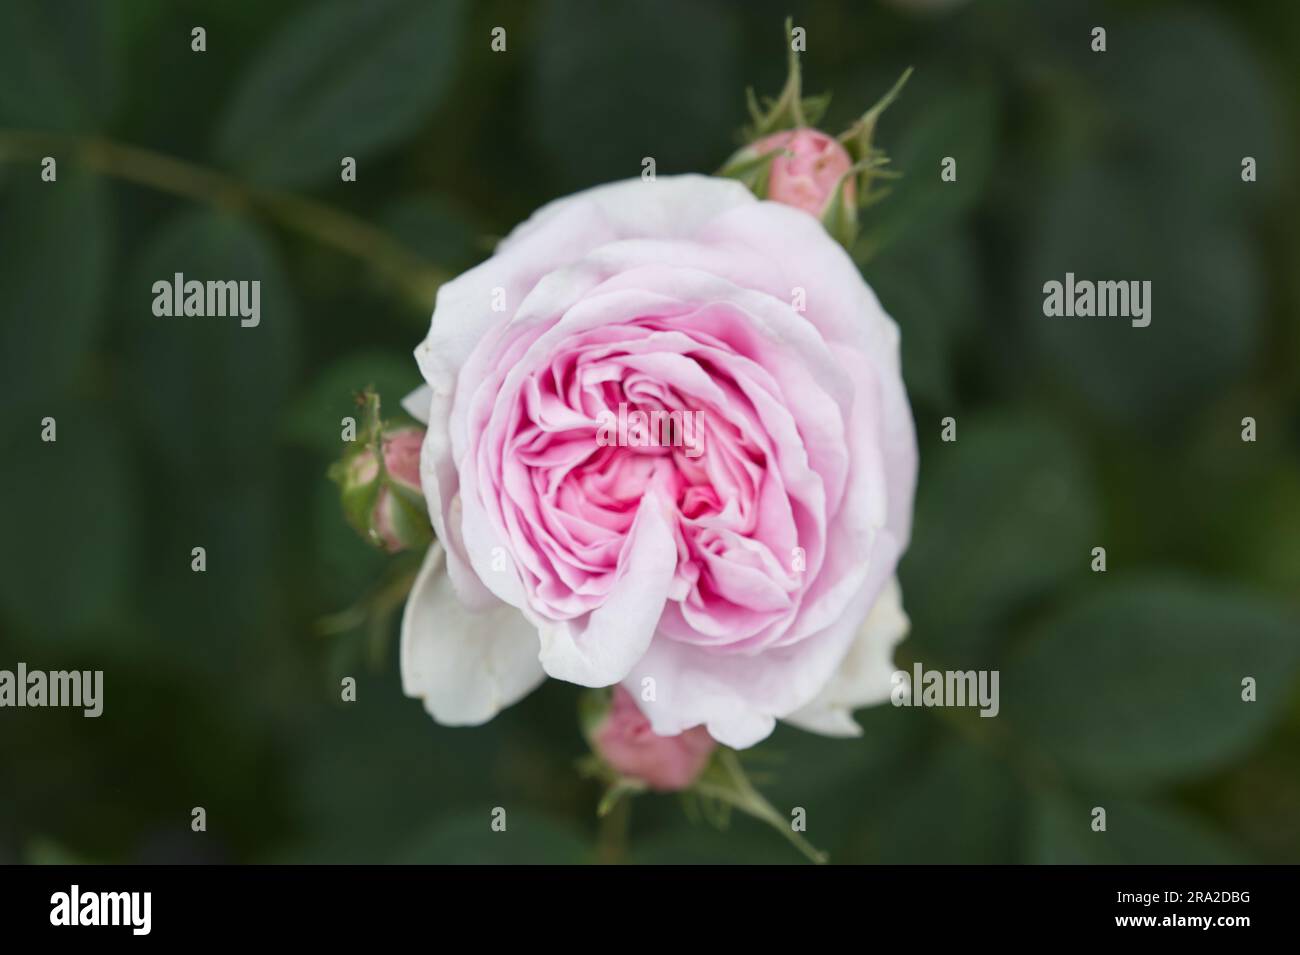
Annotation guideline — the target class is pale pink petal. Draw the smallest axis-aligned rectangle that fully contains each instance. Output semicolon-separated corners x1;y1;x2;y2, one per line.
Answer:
400;544;545;725
783;577;910;736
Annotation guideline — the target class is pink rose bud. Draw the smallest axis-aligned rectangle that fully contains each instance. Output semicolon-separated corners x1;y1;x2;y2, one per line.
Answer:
718;21;909;250
331;393;432;553
591;686;716;792
369;427;427;552
380;426;423;492
750;128;855;218
720;127;860;247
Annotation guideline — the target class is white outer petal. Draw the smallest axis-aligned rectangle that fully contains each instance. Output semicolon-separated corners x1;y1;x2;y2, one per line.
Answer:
400;543;545;726
414;175;757;394
782;577;910;737
401;384;433;423
499;174;756;256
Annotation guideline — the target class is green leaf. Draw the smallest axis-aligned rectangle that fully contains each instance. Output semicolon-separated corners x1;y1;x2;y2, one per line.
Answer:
1029;792;1247;864
214;0;466;189
627;821;792;865
394;809;590;864
0;172;109;431
1091;11;1282;213
1004;577;1300;787
25;837;99;865
380;196;484;278
865;740;1024;863
266;669;585;863
1022;164;1261;431
125;210;299;483
1213;723;1300;863
863;228;979;409
757;706;932;859
312;477;389;605
0;0;118;130
0;404;134;640
900;412;1099;666
529;0;740;191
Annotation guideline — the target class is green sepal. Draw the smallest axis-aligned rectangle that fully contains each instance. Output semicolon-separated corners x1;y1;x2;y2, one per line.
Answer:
575;691;827;863
820;168;861;248
386;481;434;550
578;687;614;744
596;777;647;818
743;17;829;140
689;749;829;864
716;145;780;198
576;732;649;820
329;388;385;543
800;91;832;129
335;468;383;544
837;67;913;212
327;387;432;552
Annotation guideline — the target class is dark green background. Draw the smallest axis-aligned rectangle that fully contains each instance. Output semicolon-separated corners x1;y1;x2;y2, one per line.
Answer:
1;0;1297;864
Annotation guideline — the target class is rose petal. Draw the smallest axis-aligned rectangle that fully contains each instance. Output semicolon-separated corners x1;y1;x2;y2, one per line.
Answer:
629;528;903;748
782;577;910;736
536;491;678;686
400;543;545;725
401;384;433;424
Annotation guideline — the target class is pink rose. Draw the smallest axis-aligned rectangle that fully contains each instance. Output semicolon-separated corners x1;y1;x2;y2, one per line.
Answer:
400;175;915;747
591;686;716;791
751;128;855;218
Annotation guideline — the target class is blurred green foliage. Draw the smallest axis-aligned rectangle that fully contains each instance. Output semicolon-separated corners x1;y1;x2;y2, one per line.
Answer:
1;0;1298;863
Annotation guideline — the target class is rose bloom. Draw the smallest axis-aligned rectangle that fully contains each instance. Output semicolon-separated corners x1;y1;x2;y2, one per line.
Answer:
400;175;915;748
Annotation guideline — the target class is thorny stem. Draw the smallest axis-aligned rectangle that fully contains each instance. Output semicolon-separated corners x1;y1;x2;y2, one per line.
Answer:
0;128;448;307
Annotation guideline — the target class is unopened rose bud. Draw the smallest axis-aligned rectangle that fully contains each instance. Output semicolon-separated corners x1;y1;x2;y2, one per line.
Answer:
379;426;423;492
720;21;910;250
750;128;855;218
588;686;716;792
720;127;859;247
330;393;432;553
369;427;427;552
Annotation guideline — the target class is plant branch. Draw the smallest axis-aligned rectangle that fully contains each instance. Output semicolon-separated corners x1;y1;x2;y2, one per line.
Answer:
0;128;448;307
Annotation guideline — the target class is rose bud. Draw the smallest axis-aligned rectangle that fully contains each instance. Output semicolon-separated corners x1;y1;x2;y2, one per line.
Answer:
719;128;860;247
719;20;910;249
750;128;855;219
588;686;716;792
331;394;432;553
